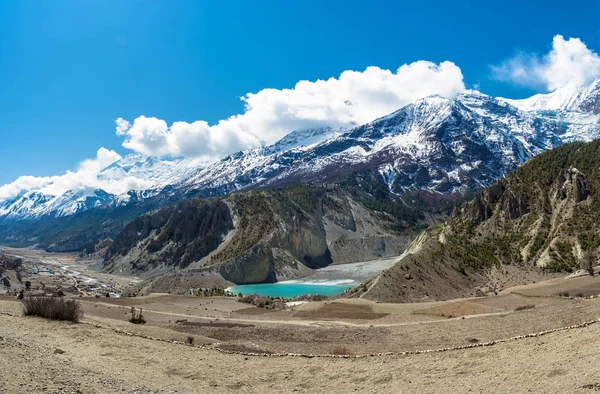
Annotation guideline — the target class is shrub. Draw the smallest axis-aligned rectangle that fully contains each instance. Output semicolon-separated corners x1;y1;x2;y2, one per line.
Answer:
581;249;597;276
22;296;82;322
514;304;535;311
129;307;146;324
186;336;194;345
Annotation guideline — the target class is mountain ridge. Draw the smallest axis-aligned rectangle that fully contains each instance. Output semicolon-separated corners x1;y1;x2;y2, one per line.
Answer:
350;139;600;303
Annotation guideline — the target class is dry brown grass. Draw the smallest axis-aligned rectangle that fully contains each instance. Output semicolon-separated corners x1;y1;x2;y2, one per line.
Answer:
331;346;353;356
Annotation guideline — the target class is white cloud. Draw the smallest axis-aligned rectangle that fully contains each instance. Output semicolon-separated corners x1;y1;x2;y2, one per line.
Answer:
116;61;465;160
0;148;130;200
78;147;122;174
115;118;131;135
1;60;465;201
492;35;600;91
0;176;55;201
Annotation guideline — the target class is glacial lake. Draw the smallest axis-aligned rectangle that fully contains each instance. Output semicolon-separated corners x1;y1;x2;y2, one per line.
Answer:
227;280;357;298
227;258;399;298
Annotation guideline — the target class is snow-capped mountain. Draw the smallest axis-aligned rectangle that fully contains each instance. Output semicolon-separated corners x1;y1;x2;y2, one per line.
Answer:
182;126;345;195
183;88;600;196
262;127;344;154
0;189;115;220
0;156;203;221
501;79;600;113
2;79;599;222
97;155;202;186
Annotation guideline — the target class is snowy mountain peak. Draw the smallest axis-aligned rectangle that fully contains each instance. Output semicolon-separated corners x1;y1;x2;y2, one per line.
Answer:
500;78;600;113
262;126;344;154
410;95;455;112
97;155;202;186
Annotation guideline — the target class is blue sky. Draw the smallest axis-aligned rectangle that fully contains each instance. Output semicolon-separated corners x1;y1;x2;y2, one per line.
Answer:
1;0;600;187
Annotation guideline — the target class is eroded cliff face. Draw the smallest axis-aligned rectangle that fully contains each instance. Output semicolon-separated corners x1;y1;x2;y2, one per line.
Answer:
350;141;600;303
104;185;433;289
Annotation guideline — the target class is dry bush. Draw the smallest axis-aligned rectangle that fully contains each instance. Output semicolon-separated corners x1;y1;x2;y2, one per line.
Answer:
515;304;536;311
129;307;146;324
22;296;82;322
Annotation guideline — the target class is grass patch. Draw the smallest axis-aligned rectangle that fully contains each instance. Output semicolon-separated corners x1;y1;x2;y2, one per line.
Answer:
22;296;82;322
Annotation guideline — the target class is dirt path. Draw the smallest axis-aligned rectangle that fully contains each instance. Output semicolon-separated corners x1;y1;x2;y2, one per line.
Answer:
2;312;600;393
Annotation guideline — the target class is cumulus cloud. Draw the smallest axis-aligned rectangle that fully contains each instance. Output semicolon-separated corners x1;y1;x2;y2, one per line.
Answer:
491;35;600;91
0;148;132;200
0;176;55;201
78;147;122;174
1;60;465;201
116;61;465;160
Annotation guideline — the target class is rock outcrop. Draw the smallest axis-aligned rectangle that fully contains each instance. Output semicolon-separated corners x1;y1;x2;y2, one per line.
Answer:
0;254;23;290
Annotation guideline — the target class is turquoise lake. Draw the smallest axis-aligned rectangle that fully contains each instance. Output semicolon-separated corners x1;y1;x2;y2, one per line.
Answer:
227;281;356;298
